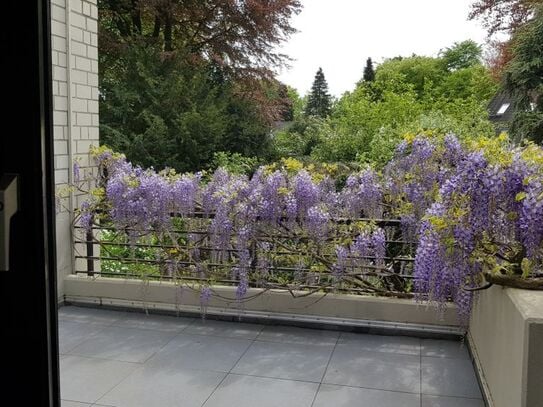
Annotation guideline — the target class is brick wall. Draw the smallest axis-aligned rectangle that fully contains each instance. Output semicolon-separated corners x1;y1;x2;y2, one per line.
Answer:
51;0;99;300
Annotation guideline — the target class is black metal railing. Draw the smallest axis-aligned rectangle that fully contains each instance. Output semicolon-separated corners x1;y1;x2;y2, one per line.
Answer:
74;215;416;298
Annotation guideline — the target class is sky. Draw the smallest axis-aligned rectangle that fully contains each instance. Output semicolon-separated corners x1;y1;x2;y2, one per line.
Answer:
276;0;488;97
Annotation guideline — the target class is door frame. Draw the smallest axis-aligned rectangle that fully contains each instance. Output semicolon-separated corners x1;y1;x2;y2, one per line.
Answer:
1;0;59;405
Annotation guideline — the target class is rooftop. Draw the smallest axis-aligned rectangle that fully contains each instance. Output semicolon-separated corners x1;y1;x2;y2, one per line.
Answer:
59;306;484;407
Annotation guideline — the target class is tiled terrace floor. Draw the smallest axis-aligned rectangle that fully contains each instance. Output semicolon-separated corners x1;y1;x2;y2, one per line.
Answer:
59;306;485;407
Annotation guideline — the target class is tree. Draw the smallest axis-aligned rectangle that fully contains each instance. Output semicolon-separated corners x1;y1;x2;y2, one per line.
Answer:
277;84;294;122
469;0;540;37
469;0;541;75
100;45;271;172
99;0;303;124
270;43;497;164
305;68;332;118
440;40;482;71
286;87;305;121
99;0;302;76
504;6;543;143
470;1;543;142
98;1;303;171
363;57;376;82
374;56;445;99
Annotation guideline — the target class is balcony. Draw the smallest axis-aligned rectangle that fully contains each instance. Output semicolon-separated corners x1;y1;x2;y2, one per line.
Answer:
59;305;484;407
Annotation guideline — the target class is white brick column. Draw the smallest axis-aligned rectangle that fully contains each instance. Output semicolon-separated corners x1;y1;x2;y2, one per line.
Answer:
51;0;99;301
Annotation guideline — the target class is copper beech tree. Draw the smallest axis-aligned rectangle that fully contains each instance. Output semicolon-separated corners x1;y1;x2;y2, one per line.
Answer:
99;0;301;76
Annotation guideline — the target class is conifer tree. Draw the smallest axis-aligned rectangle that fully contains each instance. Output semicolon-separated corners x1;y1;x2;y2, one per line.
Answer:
363;57;376;82
305;67;332;118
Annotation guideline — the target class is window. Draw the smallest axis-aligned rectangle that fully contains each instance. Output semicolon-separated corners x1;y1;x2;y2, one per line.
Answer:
497;103;510;115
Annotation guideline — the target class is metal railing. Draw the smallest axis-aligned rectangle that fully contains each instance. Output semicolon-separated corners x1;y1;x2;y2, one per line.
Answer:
74;214;416;298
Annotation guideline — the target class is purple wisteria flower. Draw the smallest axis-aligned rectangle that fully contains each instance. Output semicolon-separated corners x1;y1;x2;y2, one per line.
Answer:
73;161;81;183
293;170;320;217
171;174;200;216
306;205;329;241
79;201;93;232
79;138;543;325
332;245;349;280
341;169;382;219
372;228;386;268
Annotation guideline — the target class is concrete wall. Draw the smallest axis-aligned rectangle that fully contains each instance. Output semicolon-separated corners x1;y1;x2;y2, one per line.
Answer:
63;276;462;334
51;0;99;300
468;286;543;407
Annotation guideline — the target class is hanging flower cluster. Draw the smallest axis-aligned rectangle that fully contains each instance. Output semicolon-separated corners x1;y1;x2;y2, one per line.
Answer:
79;147;391;307
406;136;543;320
76;136;543;322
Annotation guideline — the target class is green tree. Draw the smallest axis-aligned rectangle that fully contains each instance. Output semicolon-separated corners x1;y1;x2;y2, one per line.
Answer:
440;40;483;71
436;64;497;102
504;6;543;143
277;84;294;122
374;56;445;99
270;43;498;165
100;45;271;172
286;87;306;121
272;117;325;158
363;57;376;82
305;68;332;118
469;1;541;77
98;0;302;171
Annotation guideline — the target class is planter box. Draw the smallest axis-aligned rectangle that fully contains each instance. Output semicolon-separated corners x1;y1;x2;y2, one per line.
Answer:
63;275;461;336
468;286;543;407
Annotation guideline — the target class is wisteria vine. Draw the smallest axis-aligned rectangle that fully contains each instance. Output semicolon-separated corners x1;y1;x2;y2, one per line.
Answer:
74;134;543;322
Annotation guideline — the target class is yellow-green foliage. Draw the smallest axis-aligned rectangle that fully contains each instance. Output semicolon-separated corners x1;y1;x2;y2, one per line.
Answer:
468;133;513;165
278;44;498;167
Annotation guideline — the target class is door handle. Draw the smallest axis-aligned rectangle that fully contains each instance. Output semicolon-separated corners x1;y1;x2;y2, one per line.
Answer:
0;174;19;271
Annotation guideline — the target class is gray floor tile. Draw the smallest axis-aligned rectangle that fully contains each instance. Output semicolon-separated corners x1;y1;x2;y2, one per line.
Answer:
422;394;485;407
58;307;484;407
59;320;106;354
422;357;482;398
146;333;252;372
58;306;127;326
323;346;420;393
114;313;195;332
98;365;225;407
60;356;139;404
256;325;339;346
69;326;177;363
339;333;420;355
184;319;263;339
61;401;91;407
421;339;469;359
204;374;318;407
313;384;421;407
232;340;333;382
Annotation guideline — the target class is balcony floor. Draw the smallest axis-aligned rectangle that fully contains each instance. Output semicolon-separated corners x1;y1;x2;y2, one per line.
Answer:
59;306;484;407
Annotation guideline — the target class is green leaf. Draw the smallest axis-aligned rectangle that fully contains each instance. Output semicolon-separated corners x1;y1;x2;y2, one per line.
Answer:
521;258;533;279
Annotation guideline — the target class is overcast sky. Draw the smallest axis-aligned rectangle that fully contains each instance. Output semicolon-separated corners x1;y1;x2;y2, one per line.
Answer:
276;0;488;97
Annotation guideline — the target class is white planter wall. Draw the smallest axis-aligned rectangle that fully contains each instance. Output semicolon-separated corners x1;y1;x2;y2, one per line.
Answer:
469;286;543;407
